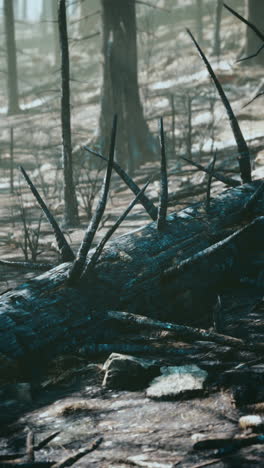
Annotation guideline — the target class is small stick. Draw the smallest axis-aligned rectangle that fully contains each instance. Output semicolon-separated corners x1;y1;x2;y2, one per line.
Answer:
82;181;150;277
157;117;168;230
106;310;263;352
181;156;240;187
68;115;117;285
20;166;74;263
35;432;60;451
26;430;35;463
0;260;53;270
242;180;264;213
52;437;103;468
84;146;158;220
206;151;217;212
186;28;252;184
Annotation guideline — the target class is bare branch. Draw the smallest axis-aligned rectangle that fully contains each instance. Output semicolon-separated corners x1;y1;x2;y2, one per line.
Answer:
20;166;75;262
224;3;264;42
84;146;158;220
68;115;117;285
186;28;252;184
83;180;151;277
0;260;53;270
52;437;103;468
181;156;240;187
157;117;168;230
237;43;264;63
206;151;217;212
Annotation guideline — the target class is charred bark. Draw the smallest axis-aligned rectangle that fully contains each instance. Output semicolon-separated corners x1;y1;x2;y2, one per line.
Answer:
58;0;79;227
0;180;263;379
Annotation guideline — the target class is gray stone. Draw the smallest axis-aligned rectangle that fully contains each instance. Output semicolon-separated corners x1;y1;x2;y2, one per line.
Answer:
102;353;160;390
146;365;208;400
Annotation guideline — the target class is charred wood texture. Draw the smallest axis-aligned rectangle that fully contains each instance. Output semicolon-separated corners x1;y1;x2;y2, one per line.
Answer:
0;180;263;378
4;0;20;115
58;0;79;227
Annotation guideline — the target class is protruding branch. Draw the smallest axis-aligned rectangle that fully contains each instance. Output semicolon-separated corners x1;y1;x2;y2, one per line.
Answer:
242;180;264;213
157;117;168;230
68;115;117;285
181;156;240;187
0;260;53;271
162;216;264;282
82;180;151;278
224;3;264;42
186;28;252;184
206;151;217;211
20;166;75;262
84;146;158;220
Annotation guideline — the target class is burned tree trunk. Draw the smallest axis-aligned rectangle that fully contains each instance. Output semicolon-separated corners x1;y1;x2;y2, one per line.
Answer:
58;0;79;227
4;0;20;115
213;0;223;57
0;180;263;379
99;0;156;174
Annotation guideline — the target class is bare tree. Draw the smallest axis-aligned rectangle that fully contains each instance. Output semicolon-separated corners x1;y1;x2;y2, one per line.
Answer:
196;0;204;44
4;0;20;115
246;0;264;65
58;0;79;227
51;0;60;66
213;0;223;57
99;0;156;174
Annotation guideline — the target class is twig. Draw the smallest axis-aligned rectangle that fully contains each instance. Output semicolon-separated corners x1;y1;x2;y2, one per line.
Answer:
20;167;74;262
68;116;117;285
181;156;240;187
84;146;158;220
35;432;60;451
157;118;168;230
106;310;263;352
52;437;103;468
0;260;53;271
83;181;151;276
26;430;35;463
186;28;252;184
237;43;264;63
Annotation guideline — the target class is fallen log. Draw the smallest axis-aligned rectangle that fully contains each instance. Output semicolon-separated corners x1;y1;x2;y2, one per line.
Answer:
0;178;263;379
0;29;263;380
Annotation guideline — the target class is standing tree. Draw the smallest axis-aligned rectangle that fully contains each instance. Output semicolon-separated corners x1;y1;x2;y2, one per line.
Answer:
99;0;156;174
246;0;264;65
4;0;20;115
196;0;204;44
58;0;79;227
51;1;60;66
213;0;223;57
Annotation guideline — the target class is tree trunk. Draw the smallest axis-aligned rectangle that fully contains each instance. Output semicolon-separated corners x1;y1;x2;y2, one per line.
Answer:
4;0;20;115
196;0;204;44
246;0;264;65
22;0;27;20
213;0;223;57
99;0;157;174
58;0;79;227
51;0;60;67
0;180;263;378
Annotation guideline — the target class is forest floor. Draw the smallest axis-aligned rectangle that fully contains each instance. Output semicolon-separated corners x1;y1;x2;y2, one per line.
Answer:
0;1;264;466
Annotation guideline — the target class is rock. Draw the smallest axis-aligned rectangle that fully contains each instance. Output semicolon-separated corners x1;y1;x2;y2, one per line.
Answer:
102;353;160;390
146;365;208;400
239;415;264;431
221;365;264;406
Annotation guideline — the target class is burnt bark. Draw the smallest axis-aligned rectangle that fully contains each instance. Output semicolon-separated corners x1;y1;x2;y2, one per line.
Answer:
0;181;263;378
58;0;79;227
246;0;264;65
4;0;20;115
99;0;157;174
213;0;223;57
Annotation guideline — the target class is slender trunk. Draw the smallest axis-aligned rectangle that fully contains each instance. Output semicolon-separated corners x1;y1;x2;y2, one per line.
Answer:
100;0;157;174
196;0;203;44
213;0;223;57
22;0;27;20
58;0;79;227
246;0;264;66
4;0;20;115
52;1;60;66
